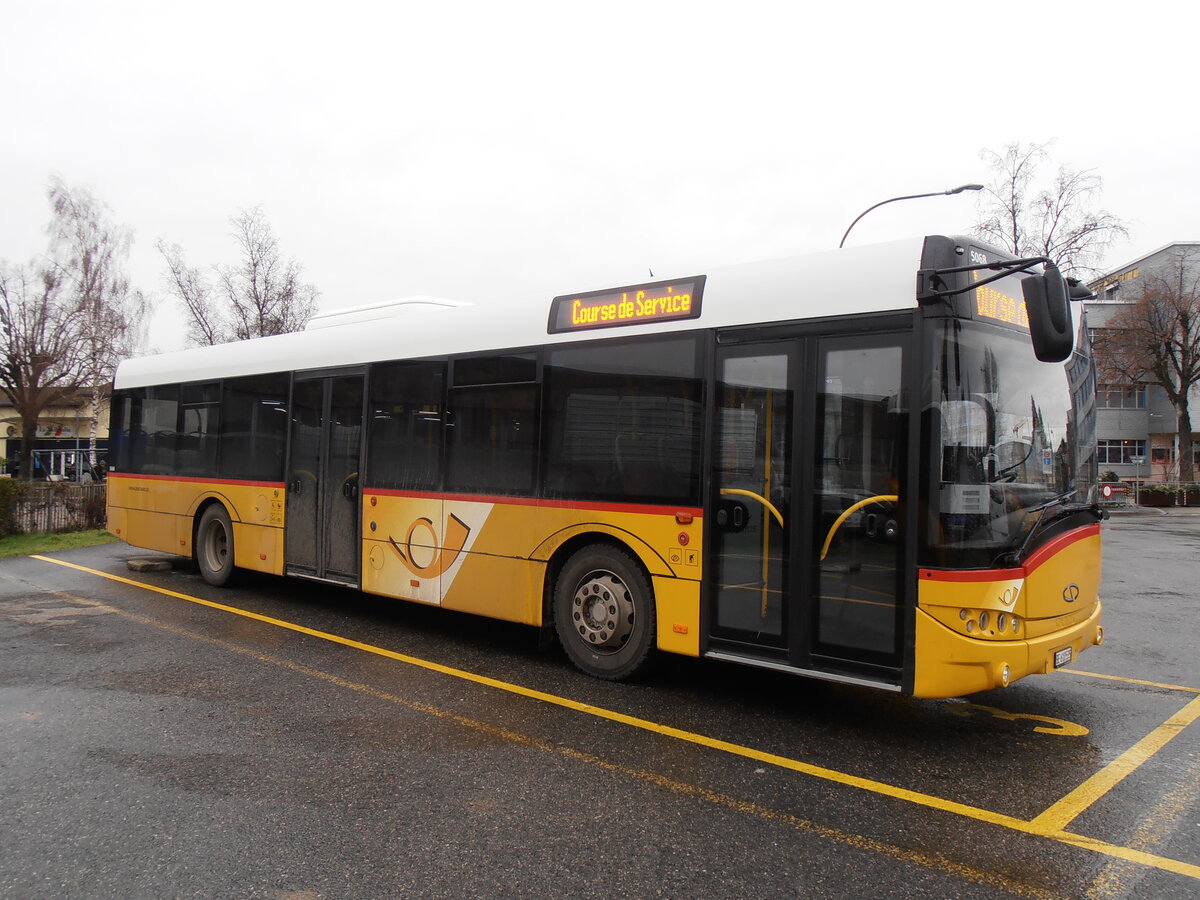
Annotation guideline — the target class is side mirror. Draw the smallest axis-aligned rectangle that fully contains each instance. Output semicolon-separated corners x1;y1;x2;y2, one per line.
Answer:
1022;262;1074;362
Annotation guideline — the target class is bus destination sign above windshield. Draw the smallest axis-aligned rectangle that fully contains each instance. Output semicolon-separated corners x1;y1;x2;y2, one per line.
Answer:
974;279;1029;329
548;276;705;334
969;251;1029;330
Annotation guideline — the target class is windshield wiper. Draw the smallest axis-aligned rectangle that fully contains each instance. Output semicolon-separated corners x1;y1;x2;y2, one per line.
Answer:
992;494;1105;567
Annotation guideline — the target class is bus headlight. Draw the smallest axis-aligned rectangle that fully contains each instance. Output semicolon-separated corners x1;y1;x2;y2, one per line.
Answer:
1001;664;1011;686
997;613;1009;633
978;611;990;632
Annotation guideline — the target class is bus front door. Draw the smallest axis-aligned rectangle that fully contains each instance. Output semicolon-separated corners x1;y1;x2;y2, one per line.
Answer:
286;374;364;585
710;332;907;687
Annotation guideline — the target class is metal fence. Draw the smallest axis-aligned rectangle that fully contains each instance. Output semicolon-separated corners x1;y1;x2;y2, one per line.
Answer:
1097;481;1200;508
11;483;107;533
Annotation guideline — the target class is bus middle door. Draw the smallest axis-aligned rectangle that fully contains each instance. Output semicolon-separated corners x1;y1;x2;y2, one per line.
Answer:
286;373;365;585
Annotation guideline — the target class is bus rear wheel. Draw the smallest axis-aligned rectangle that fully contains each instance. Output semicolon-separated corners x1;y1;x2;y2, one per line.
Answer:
554;545;655;681
196;504;236;586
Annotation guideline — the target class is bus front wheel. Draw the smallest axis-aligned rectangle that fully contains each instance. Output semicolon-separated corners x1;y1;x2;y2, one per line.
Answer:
554;545;655;681
196;504;236;587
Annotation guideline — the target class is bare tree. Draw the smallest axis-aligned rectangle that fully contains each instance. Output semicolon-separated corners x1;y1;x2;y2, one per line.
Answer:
975;141;1127;278
46;177;147;463
0;265;89;480
157;240;223;346
161;207;318;346
1093;249;1200;482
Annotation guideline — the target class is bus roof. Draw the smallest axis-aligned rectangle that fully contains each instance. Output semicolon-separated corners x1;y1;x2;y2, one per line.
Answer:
115;236;927;389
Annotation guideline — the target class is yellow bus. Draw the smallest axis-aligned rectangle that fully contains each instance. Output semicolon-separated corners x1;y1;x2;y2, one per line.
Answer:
107;236;1105;697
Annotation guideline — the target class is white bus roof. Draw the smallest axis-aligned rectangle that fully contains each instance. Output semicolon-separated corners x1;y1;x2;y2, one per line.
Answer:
115;236;927;389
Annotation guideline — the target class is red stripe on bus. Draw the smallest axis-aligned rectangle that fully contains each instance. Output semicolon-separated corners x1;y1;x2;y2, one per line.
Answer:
107;472;286;489
365;488;703;519
920;524;1100;583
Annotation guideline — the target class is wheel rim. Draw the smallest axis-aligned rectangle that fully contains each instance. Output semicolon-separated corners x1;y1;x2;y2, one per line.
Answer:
571;568;634;652
202;519;229;572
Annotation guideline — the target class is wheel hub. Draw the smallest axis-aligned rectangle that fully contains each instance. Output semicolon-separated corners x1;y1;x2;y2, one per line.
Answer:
571;571;634;651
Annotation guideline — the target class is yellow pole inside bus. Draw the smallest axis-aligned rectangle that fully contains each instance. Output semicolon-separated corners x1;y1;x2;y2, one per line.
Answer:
761;393;772;618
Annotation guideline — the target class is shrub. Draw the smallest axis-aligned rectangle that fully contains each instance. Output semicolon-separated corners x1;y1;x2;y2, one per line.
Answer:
0;479;27;538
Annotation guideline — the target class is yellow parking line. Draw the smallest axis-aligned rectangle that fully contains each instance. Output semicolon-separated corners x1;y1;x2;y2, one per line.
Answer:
1030;694;1200;833
1061;668;1200;694
1083;758;1200;898
31;555;1200;882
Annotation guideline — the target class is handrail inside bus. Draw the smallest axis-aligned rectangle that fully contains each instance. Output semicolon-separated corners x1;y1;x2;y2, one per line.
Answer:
820;494;898;561
719;489;784;528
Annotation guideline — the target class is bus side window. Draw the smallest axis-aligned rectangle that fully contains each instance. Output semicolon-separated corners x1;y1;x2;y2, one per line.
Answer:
109;389;139;473
446;354;538;496
220;374;289;481
447;384;538;495
543;336;702;505
140;385;179;475
366;360;445;491
179;382;221;477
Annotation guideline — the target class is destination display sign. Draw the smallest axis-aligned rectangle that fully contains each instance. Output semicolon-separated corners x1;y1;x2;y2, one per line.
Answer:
968;249;1029;329
974;278;1030;329
548;276;705;334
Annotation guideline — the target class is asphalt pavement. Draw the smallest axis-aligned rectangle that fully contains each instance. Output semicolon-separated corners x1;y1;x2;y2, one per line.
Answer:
2;520;1200;899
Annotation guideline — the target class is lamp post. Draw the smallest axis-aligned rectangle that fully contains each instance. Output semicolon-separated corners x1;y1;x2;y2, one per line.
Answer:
1131;454;1145;504
839;184;985;249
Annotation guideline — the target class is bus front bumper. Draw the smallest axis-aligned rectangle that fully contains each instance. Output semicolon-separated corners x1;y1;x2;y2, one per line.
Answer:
912;601;1104;699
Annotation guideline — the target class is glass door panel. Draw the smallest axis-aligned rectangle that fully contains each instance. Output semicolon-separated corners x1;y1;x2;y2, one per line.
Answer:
285;379;323;575
324;377;363;580
712;349;793;647
813;338;905;664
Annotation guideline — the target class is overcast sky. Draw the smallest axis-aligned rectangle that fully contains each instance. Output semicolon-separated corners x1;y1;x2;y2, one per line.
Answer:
3;1;1195;353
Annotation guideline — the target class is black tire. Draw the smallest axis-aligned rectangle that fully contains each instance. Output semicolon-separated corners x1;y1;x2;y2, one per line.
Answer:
196;504;236;587
554;545;655;681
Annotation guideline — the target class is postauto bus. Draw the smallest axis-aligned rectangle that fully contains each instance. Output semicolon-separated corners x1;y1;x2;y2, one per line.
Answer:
106;235;1105;697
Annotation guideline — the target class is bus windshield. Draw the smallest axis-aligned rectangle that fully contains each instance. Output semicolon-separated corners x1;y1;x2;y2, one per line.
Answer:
922;318;1097;569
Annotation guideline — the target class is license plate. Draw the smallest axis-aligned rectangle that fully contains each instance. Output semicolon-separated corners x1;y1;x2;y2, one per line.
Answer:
1054;647;1073;669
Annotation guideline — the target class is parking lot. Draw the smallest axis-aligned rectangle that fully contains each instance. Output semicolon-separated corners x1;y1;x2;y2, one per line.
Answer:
3;512;1199;898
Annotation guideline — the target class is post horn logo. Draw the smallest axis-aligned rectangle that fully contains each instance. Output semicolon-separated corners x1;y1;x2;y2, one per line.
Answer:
389;514;471;578
1063;583;1080;603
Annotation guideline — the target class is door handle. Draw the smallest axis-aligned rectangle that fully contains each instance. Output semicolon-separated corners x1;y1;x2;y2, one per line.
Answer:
732;504;746;528
289;478;302;495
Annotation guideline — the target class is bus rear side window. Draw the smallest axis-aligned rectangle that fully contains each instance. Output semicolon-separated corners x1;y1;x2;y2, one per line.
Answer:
139;386;179;474
179;383;221;477
220;374;289;481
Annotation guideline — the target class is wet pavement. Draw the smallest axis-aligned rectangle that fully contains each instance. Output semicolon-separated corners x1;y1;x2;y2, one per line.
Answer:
2;516;1199;898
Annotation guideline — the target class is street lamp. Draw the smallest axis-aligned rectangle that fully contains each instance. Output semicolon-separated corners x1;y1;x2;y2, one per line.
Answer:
839;184;985;249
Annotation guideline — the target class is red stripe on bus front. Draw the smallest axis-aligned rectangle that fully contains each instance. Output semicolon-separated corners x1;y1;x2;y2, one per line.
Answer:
919;523;1100;583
